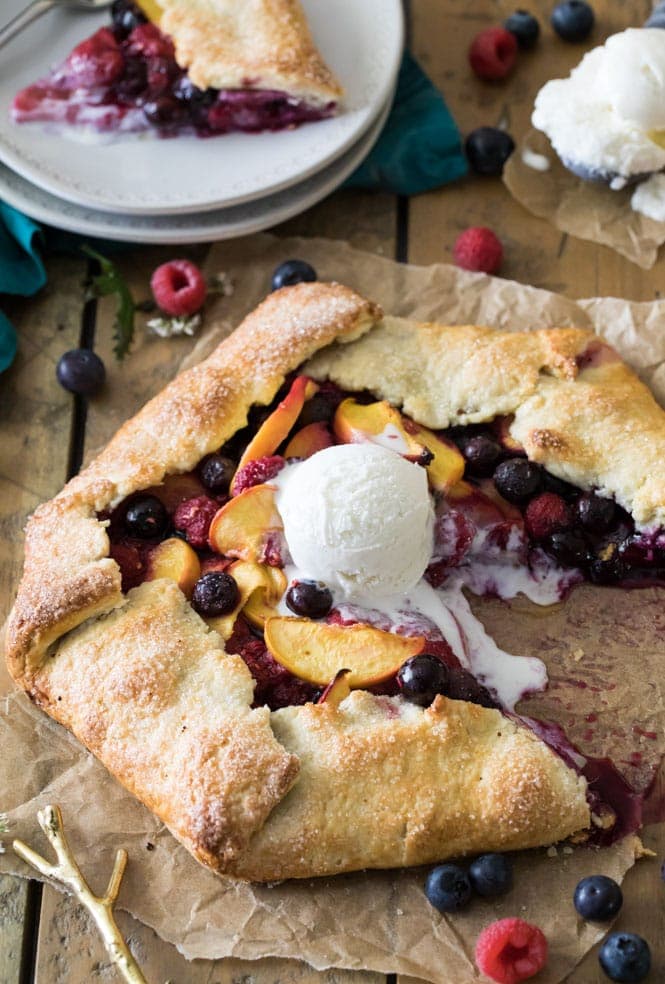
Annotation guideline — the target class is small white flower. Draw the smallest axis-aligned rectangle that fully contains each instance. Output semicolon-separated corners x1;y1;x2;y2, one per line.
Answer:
146;313;202;339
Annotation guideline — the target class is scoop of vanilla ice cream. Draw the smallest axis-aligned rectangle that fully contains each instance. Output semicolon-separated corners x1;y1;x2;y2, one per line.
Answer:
275;444;434;599
532;29;665;179
600;30;665;131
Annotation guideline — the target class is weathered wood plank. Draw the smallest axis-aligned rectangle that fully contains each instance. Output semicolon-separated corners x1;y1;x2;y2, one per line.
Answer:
36;885;384;984
0;255;86;983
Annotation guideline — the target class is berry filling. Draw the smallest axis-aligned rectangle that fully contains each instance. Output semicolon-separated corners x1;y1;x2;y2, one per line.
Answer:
100;375;665;845
12;8;336;138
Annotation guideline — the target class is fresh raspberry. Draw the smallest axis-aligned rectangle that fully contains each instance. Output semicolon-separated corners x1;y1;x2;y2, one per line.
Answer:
524;492;571;541
65;28;124;88
150;259;207;317
109;541;144;591
475;918;548;984
126;22;175;59
173;495;219;549
453;227;503;274
469;27;518;82
232;455;285;495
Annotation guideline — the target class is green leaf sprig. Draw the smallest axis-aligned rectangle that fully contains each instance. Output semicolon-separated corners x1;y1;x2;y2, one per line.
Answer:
82;246;136;361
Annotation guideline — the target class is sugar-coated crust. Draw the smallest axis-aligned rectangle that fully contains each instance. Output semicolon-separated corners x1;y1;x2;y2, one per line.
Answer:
6;283;379;681
159;0;343;104
230;692;589;880
307;317;665;527
31;581;299;867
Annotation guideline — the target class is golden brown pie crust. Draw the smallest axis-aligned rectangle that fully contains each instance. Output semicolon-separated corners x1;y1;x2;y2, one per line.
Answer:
17;281;662;879
158;0;343;105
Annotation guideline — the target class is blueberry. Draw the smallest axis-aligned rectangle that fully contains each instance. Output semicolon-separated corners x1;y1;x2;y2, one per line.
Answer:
468;853;513;897
192;571;239;617
425;864;472;913
545;531;589;568
551;1;595;43
199;454;235;494
446;667;498;709
286;580;333;619
504;10;540;48
124;495;169;539
576;493;616;533
573;875;622;921
645;2;665;28
598;932;651;983
465;127;515;177
460;434;502;476
397;654;449;707
493;458;543;503
296;391;340;427
56;349;106;396
111;0;147;37
271;260;317;291
143;96;185;127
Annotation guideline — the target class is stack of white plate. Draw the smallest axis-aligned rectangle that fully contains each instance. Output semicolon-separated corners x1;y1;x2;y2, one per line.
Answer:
0;0;403;243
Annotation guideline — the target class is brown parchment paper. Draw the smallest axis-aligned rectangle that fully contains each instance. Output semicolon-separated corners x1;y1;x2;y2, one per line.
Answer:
2;234;664;984
504;128;665;270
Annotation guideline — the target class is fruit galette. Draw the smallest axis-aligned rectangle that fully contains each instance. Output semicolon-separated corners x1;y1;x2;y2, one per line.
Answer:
7;282;665;880
12;0;341;137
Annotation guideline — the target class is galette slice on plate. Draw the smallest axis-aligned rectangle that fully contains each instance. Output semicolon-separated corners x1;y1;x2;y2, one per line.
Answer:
7;281;664;881
12;0;342;137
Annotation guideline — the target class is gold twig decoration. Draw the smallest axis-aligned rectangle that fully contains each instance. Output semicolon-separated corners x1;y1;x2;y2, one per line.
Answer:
13;804;148;984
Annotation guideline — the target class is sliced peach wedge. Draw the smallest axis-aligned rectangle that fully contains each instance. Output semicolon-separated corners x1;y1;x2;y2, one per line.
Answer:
333;399;464;492
284;421;334;459
144;537;201;598
208;484;282;563
264;617;424;688
317;669;352;708
204;560;286;641
231;375;318;494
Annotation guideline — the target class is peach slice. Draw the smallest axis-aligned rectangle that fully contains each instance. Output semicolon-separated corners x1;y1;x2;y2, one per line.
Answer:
144;537;201;598
317;669;352;708
136;0;163;21
242;565;287;629
208;484;282;563
264;617;424;688
334;398;424;457
231;376;318;493
284;421;334;459
204;560;286;641
147;472;207;512
334;398;464;492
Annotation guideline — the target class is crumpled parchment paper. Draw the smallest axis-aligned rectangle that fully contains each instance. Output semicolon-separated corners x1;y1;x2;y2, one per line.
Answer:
2;234;663;984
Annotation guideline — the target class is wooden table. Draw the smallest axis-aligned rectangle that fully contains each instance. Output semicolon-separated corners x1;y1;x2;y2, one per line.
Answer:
1;1;664;980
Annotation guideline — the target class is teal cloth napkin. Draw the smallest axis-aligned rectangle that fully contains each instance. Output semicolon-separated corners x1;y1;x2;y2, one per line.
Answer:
0;52;467;373
345;52;468;195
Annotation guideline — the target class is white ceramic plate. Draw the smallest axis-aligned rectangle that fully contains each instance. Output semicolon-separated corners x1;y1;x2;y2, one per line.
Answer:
0;90;392;243
0;0;403;215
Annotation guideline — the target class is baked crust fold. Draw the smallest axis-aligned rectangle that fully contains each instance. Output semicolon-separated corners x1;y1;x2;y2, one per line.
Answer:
158;0;343;104
229;692;589;880
306;317;665;527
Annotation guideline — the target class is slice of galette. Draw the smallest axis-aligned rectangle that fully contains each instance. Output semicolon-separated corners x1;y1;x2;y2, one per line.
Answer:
12;0;342;137
8;281;665;880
